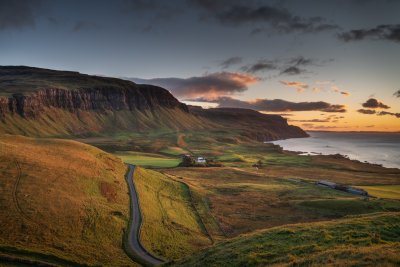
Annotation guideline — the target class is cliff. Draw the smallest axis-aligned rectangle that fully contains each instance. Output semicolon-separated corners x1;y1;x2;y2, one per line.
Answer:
0;66;307;140
0;66;187;118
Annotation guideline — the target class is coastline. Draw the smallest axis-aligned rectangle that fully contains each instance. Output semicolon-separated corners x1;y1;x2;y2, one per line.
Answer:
267;132;400;169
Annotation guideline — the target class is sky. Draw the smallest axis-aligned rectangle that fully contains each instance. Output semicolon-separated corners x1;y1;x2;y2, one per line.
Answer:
1;0;400;131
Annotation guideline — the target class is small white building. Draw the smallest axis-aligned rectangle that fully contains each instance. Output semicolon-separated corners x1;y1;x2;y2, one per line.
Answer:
196;157;206;163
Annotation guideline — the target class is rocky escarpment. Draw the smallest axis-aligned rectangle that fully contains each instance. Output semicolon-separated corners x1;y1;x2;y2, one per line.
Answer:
0;86;188;118
0;66;187;118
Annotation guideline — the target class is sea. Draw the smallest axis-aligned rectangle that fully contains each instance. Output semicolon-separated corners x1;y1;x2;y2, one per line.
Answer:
269;131;400;169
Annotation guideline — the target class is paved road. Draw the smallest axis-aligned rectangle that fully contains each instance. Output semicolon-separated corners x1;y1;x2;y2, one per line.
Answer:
125;164;164;266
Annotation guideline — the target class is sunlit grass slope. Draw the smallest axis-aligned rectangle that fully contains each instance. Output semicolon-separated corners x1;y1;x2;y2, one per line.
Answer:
134;167;212;260
115;151;180;168
0;135;136;266
358;185;400;200
175;212;400;267
0;107;211;137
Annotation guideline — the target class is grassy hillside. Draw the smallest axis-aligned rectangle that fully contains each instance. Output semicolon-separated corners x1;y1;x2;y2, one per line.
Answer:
358;185;400;200
174;212;400;267
0;107;211;137
133;167;212;260
0;135;136;266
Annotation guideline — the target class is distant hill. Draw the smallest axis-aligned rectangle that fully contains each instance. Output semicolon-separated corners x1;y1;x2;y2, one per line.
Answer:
189;106;308;140
0;66;307;140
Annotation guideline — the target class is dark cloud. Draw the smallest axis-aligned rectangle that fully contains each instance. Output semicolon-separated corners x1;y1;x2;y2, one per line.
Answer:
0;0;42;30
279;56;318;75
394;90;400;97
239;56;329;76
241;60;278;73
189;0;339;34
195;96;347;113
338;24;400;43
280;66;305;75
129;72;258;99
219;57;243;69
377;111;400;118
288;56;314;66
362;98;390;109
357;109;376;115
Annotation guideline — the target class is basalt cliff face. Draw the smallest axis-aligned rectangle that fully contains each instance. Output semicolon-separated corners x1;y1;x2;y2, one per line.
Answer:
0;66;307;140
1;87;187;118
0;66;187;118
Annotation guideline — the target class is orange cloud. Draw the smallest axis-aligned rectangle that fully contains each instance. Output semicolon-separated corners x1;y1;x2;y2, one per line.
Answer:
279;80;309;93
130;72;259;100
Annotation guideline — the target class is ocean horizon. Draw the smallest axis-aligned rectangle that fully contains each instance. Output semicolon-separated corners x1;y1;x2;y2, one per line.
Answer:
269;131;400;169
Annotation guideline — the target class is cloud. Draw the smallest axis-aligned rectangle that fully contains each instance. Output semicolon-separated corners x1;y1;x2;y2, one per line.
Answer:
280;80;309;92
290;118;331;123
300;124;348;130
288;56;314;66
340;91;351;96
129;72;258;100
394;90;400;98
331;85;351;97
219;57;243;69
0;0;42;30
241;60;278;73
338;24;400;43
362;98;390;109
280;66;305;75
239;56;330;76
357;109;376;115
377;111;400;118
189;0;339;34
196;96;347;113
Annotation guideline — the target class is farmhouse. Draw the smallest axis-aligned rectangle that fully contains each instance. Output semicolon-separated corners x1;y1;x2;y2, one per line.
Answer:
196;157;206;164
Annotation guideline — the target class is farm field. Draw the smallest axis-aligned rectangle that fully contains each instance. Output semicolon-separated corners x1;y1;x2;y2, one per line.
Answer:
161;167;400;238
115;151;180;168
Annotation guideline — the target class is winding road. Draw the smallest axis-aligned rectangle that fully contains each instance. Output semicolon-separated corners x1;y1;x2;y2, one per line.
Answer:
125;164;164;266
